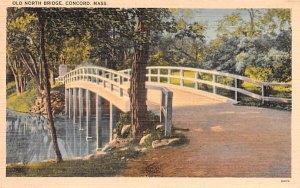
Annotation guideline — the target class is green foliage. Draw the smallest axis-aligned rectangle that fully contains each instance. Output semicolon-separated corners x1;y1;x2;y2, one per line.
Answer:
7;88;38;112
216;76;233;86
148;50;169;66
62;32;93;69
115;112;132;137
116;111;160;138
244;66;273;82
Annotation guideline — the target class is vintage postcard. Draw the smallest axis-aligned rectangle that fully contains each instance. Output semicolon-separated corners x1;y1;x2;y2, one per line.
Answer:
0;0;300;187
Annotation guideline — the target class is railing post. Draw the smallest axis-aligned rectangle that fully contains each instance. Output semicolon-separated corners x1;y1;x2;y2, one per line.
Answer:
86;90;92;139
234;78;238;102
148;68;151;82
103;71;106;88
109;102;117;141
157;68;161;83
96;95;102;149
261;84;265;104
212;74;217;94
165;92;173;136
79;88;84;130
110;73;114;92
119;76;123;97
167;69;171;84
194;71;198;90
160;92;165;123
73;88;77;124
180;69;184;86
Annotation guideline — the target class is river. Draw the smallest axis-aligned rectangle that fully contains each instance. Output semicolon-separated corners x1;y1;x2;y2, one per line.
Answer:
6;110;110;164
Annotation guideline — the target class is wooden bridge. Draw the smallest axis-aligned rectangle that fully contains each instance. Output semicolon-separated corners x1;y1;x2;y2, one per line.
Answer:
61;65;291;176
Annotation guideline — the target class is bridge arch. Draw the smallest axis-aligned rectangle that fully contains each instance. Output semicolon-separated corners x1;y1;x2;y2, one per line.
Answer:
63;66;173;150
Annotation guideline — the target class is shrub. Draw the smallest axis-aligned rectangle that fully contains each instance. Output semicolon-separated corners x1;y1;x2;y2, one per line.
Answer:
116;111;160;138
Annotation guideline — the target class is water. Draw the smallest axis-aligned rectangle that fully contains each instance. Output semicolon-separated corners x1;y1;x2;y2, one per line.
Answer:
6;110;110;164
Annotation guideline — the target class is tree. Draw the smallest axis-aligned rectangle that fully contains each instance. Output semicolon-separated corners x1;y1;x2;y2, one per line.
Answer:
6;9;38;93
129;9;174;137
36;9;63;162
6;53;28;94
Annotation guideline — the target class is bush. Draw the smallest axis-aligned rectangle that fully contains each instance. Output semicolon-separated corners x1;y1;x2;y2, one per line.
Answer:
115;111;161;138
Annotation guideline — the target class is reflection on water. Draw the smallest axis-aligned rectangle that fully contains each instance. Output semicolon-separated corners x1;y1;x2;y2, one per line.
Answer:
6;110;110;164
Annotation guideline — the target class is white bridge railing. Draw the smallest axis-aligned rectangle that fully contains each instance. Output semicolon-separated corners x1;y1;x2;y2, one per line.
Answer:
63;66;173;136
121;66;292;104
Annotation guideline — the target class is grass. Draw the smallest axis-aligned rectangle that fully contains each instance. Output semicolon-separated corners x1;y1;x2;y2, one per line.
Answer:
51;81;63;88
6;81;64;113
6;81;16;96
6;87;38;113
6;148;143;177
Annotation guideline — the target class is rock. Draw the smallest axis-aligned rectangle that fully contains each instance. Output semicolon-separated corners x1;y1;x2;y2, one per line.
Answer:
83;153;94;160
101;138;132;152
168;138;181;145
121;124;131;136
35;99;42;106
121;157;125;160
139;134;151;145
174;130;183;134
93;150;107;159
152;139;168;149
31;92;66;115
102;139;119;151
119;147;129;151
152;138;182;149
133;146;141;152
141;147;148;152
156;124;164;130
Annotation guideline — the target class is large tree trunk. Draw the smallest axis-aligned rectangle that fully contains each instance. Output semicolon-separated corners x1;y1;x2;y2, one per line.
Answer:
37;12;63;163
130;11;149;137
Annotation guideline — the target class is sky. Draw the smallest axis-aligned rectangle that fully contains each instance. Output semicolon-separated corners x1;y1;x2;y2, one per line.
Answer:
177;9;251;41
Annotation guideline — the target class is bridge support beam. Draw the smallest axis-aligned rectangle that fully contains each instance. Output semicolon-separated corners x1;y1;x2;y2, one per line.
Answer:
68;89;72;118
65;88;68;116
96;95;102;149
109;102;117;141
73;88;77;124
86;90;92;140
78;88;84;130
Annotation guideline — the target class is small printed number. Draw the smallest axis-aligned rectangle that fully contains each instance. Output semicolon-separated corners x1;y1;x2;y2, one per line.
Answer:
281;179;290;183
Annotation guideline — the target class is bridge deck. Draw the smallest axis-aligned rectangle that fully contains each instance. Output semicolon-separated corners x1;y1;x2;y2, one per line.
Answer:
124;87;291;177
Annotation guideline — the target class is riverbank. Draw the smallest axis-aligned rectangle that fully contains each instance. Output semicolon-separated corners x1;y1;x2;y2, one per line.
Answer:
6;125;188;177
6;148;143;177
6;82;65;115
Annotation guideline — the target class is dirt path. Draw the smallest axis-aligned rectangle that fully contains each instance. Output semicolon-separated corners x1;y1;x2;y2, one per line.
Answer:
122;88;291;177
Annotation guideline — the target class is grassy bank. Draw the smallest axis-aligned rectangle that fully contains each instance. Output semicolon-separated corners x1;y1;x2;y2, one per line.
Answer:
7;148;143;177
6;81;63;113
6;85;38;113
